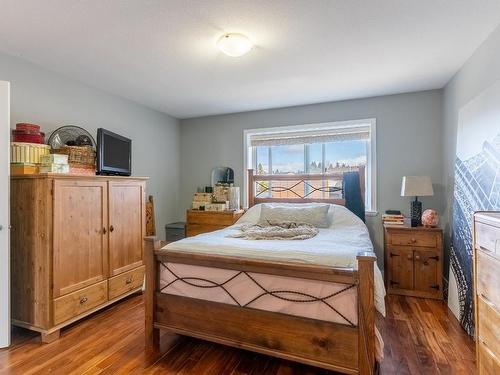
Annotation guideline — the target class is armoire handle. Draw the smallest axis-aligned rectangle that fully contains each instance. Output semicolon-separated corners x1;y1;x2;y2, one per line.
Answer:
110;225;114;233
103;227;107;235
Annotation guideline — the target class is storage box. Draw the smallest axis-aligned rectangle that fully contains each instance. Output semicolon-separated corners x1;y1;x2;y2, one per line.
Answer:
11;163;38;175
213;185;229;203
53;145;95;166
69;165;95;176
193;192;213;202
205;203;228;212
192;201;208;210
11;142;50;164
39;163;70;174
40;154;69;165
165;222;186;242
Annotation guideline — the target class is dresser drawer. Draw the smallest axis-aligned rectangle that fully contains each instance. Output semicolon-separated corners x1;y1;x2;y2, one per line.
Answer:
389;231;438;247
108;265;145;300
476;251;500;309
476;222;500;259
478;295;500;358
478;342;500;375
187;211;237;226
53;281;107;325
186;224;227;237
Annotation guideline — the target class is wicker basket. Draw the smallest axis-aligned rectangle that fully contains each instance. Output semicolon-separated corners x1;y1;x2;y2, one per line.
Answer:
52;145;95;166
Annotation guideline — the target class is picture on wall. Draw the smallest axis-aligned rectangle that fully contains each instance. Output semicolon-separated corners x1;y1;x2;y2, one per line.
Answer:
448;79;500;336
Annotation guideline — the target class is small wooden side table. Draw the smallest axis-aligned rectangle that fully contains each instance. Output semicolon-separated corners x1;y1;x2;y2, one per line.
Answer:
384;222;443;299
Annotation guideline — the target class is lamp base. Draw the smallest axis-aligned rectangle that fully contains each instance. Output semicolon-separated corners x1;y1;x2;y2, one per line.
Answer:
410;198;422;227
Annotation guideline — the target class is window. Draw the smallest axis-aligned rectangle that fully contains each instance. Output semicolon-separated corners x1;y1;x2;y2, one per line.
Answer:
244;119;377;214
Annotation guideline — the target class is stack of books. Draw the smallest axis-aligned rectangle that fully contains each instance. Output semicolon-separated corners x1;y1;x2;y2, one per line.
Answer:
382;214;405;225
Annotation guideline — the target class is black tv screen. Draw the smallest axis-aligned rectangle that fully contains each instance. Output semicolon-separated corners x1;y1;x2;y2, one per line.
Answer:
97;128;131;176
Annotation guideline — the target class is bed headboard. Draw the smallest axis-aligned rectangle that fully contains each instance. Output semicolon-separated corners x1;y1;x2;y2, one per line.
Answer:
247;166;365;210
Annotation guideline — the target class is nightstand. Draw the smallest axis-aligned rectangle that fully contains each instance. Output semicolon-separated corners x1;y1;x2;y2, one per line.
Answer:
186;209;244;237
384;222;443;299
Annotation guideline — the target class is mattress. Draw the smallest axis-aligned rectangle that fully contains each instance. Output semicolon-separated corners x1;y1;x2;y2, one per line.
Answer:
161;203;386;320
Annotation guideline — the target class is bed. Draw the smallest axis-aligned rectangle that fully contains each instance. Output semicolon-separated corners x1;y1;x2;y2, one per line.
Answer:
145;167;385;374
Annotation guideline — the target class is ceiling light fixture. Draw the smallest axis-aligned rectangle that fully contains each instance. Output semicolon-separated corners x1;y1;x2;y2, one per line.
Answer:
216;33;253;57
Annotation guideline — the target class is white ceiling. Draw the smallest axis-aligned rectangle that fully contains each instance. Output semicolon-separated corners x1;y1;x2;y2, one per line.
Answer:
0;1;500;119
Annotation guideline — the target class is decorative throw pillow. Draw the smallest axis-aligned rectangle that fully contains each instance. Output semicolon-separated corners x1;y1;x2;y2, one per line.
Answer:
257;204;330;228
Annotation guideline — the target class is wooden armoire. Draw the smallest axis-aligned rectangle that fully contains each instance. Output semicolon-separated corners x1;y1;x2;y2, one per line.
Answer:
11;174;147;342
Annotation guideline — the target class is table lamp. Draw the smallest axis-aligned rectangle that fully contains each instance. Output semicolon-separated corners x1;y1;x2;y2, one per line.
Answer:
401;176;434;227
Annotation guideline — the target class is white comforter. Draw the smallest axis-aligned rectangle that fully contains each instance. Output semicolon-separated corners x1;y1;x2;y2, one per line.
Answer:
164;203;386;316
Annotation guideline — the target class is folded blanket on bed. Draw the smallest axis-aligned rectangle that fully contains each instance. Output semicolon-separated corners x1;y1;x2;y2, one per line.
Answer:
228;221;319;240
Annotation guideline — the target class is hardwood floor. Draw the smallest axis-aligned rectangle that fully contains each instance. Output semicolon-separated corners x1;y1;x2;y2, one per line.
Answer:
0;293;475;375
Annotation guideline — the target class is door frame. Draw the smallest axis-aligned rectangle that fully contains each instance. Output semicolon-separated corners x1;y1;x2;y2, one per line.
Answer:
0;81;10;347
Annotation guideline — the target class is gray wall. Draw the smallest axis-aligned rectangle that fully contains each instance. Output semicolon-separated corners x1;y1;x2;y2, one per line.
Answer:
441;24;500;276
180;90;444;267
0;52;181;238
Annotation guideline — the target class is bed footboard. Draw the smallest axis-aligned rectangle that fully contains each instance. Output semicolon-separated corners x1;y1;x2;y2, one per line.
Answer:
144;237;377;374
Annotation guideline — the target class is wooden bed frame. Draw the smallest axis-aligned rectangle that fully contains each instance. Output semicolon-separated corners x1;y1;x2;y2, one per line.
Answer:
145;167;377;374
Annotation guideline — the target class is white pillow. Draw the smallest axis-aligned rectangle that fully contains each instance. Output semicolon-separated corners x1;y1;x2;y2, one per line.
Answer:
257;204;330;228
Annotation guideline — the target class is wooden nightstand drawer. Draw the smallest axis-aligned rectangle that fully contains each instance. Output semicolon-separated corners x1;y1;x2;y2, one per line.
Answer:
108;265;145;300
53;281;108;325
389;231;438;247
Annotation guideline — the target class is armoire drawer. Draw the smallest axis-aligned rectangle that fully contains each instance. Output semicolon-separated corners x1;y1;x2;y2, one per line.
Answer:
478;295;500;358
108;265;145;300
53;281;108;325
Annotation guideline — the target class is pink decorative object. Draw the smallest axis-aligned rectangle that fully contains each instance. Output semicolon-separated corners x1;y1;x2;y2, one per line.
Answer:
422;209;439;227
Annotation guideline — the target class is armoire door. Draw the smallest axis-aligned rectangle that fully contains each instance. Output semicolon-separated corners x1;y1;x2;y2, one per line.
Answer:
108;181;145;276
53;180;108;298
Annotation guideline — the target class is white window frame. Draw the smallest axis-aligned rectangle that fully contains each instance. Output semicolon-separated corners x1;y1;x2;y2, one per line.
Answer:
243;118;377;216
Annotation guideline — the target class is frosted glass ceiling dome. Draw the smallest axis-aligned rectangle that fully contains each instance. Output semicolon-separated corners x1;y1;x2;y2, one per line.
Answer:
216;33;253;57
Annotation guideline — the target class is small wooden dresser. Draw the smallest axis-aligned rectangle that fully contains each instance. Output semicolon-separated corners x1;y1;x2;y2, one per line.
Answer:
384;222;443;299
186;209;244;237
474;212;500;374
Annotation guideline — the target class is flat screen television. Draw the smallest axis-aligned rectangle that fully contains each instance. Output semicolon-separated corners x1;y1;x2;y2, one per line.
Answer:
97;128;131;176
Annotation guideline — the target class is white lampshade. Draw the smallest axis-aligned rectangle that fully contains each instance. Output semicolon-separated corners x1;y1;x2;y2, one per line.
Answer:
401;176;434;197
216;33;253;57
